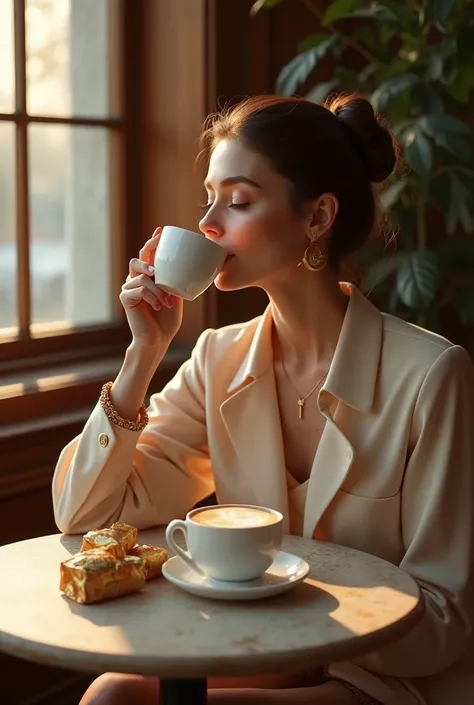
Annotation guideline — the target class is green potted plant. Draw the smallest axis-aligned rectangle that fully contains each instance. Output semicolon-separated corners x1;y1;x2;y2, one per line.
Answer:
252;0;474;351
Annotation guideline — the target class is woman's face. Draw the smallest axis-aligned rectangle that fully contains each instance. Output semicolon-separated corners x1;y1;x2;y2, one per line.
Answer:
199;138;310;292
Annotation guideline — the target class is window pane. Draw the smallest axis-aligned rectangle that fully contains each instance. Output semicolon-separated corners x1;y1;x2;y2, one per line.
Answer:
26;0;111;118
29;124;113;330
0;122;17;333
0;0;15;112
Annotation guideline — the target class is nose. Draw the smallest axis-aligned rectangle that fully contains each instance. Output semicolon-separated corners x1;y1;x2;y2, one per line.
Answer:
199;211;224;242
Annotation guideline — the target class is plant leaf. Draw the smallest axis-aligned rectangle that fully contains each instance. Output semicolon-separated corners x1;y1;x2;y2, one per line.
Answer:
427;37;457;84
378;0;419;29
425;0;460;23
298;33;334;52
454;167;474;192
447;174;473;234
436;133;472;162
380;179;408;211
392;119;415;141
323;0;360;25
276;36;337;95
371;74;420;112
404;129;432;176
362;253;408;290
396;251;440;308
409;84;444;114
306;80;339;102
250;0;285;16
419;114;472;138
448;66;474;103
380;25;397;46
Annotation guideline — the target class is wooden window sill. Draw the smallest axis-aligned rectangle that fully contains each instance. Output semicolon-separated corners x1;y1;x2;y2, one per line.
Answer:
0;345;189;430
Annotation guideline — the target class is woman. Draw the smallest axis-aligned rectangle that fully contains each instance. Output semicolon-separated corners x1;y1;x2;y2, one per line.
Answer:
53;94;474;705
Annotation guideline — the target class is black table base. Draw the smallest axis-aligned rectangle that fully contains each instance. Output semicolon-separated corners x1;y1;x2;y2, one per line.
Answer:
160;678;207;705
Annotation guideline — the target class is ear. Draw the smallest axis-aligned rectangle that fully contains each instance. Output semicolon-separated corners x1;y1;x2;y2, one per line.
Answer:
306;193;339;238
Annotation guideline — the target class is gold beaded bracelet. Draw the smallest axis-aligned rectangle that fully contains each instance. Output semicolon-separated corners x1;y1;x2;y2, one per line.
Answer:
99;381;149;432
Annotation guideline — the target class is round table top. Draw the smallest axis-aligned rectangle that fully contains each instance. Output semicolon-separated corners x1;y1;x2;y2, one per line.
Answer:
0;529;423;678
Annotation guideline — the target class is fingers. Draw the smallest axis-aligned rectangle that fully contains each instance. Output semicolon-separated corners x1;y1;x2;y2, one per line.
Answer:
129;228;161;278
120;285;161;311
129;257;155;279
122;274;174;310
138;226;162;267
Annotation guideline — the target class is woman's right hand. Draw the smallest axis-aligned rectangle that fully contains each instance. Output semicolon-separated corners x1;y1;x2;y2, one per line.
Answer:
119;228;184;352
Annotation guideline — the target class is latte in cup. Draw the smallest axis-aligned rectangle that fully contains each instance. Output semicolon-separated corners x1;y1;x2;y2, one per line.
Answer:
165;504;283;582
192;506;280;529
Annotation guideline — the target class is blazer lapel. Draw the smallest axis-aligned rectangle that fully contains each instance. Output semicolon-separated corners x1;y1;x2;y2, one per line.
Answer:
220;371;290;532
302;405;354;538
219;305;290;531
303;284;383;537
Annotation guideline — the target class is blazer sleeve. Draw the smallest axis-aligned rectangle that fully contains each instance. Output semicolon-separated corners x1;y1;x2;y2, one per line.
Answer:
355;344;474;677
52;329;216;534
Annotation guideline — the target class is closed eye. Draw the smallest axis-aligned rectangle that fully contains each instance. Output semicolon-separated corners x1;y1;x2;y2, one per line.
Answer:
199;203;250;210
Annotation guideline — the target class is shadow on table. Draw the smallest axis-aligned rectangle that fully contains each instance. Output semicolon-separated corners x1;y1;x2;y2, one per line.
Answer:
57;577;402;677
60;533;83;554
59;578;339;620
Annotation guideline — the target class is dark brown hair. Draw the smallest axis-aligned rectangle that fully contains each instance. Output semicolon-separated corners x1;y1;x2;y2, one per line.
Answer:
200;93;397;267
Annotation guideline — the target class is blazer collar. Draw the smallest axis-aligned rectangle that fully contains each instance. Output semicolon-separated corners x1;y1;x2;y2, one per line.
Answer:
227;283;383;413
226;306;274;394
322;283;383;413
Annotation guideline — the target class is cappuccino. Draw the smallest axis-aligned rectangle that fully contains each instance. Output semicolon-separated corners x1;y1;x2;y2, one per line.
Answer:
192;506;278;529
166;504;284;581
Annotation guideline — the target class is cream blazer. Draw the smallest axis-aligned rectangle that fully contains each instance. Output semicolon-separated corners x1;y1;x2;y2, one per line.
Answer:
52;284;474;705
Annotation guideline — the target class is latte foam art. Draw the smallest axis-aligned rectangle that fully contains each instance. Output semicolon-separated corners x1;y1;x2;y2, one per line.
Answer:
192;506;278;528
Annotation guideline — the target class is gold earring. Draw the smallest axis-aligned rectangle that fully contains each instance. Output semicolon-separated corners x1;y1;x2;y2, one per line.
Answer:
301;240;327;271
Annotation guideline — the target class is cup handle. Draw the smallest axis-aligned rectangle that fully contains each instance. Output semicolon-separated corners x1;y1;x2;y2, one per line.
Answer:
165;520;205;576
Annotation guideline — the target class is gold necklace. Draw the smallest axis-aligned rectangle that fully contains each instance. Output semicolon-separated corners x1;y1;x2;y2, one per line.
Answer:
280;360;329;420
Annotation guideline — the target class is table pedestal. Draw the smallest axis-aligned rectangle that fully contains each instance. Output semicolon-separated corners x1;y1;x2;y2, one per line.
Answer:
160;678;207;705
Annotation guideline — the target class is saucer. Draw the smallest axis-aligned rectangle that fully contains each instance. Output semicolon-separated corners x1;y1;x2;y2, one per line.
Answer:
162;551;310;601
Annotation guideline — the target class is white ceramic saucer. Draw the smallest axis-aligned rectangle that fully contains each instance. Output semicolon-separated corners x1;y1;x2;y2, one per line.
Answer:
162;551;310;601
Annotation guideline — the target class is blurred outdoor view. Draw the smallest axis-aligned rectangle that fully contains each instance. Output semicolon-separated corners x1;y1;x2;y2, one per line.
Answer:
0;0;113;333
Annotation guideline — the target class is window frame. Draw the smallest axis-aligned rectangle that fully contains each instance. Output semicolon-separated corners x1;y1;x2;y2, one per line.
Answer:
0;0;130;362
0;0;270;434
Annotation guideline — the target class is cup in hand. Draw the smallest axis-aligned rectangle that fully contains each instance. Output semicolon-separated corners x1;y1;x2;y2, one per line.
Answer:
165;504;283;582
153;225;227;301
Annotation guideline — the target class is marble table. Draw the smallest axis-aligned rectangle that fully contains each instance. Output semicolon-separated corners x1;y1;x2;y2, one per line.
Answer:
0;528;423;705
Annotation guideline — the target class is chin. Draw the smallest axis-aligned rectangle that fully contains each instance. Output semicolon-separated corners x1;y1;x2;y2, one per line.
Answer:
213;267;255;293
213;275;246;292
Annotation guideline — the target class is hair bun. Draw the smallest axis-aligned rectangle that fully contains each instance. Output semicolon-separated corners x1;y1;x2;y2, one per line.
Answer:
327;94;396;183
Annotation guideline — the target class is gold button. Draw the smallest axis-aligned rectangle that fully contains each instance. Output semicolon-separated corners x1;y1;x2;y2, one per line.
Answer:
99;433;109;448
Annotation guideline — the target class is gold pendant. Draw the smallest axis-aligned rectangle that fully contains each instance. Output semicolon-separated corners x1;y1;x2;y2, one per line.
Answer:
298;399;305;420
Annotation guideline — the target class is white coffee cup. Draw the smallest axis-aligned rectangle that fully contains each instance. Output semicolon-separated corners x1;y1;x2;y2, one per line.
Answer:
153;225;227;301
165;504;284;582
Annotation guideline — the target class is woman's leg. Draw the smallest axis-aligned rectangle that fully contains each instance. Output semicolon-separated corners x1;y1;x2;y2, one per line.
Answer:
79;674;159;705
209;682;358;704
79;674;357;705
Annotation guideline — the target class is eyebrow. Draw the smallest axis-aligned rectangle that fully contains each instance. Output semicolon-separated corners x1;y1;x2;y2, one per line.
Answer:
204;176;262;190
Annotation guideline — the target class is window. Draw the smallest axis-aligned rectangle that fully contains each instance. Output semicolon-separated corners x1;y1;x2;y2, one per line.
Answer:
0;0;153;429
0;0;127;356
0;0;258;434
